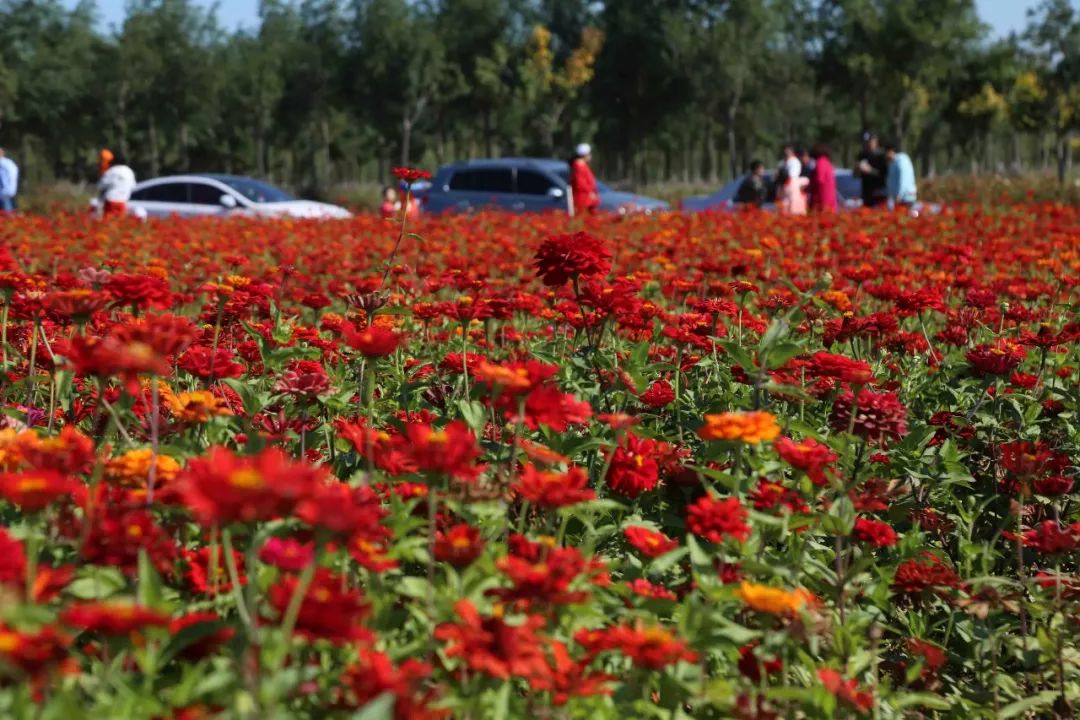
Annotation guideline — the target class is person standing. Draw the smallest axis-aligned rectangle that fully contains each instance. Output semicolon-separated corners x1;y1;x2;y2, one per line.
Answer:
808;144;838;212
776;165;808;216
570;143;600;216
734;160;770;207
885;142;917;208
0;148;19;213
780;143;801;185
99;148;115;179
379;185;399;219
97;153;136;217
854;132;887;208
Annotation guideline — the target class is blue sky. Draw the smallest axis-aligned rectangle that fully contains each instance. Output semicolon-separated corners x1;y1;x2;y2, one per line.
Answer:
70;0;1044;36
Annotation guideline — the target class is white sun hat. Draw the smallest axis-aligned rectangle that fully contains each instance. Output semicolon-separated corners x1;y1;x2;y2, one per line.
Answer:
575;143;592;157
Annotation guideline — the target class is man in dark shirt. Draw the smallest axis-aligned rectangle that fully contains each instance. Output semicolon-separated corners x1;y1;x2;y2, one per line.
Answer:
734;160;769;207
854;132;887;208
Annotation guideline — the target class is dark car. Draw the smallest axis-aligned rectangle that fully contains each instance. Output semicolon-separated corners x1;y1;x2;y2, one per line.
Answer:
681;168;863;212
422;158;669;215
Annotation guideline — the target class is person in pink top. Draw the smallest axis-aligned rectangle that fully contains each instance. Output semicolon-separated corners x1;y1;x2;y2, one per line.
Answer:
808;144;838;212
776;164;808;215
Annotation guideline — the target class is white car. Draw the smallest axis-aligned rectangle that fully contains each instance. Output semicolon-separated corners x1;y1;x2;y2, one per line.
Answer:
92;174;352;220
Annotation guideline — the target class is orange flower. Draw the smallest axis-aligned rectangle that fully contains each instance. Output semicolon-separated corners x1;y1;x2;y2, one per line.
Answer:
734;581;814;615
698;411;780;444
166;390;233;424
105;449;181;488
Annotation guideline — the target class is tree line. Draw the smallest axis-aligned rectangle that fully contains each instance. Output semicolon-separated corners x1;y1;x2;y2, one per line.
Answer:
0;0;1078;196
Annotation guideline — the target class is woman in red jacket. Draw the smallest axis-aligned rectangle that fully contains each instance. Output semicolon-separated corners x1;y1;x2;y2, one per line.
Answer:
808;144;838;212
570;143;600;216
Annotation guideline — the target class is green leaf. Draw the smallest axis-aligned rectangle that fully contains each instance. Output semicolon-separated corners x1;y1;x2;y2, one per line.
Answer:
137;547;165;609
890;692;953;711
998;690;1060;718
762;341;803;369
159;619;231;667
821;496;855;535
351;693;395;720
456;399;487;434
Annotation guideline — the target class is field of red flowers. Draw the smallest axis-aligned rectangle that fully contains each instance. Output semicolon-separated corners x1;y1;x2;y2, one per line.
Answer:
0;200;1077;719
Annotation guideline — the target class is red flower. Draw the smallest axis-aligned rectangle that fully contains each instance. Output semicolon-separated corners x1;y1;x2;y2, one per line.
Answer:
0;624;70;679
178;345;246;379
853;517;898;547
513;464;595;508
575;622;698;670
339;649;447;719
105;273;172;309
534;232;612;287
749;479;809;515
687;495;750;543
488;534;607;608
177;446;326;526
774;436;838;485
80;488;178;576
168;612;236;660
891;552;962;595
738;642;783;683
343;322;404;358
61;602;169;635
605;432;661;499
830;388;908;444
434;523;485;568
818;668;874;714
1012;521;1080;554
296;482;387;537
627;578;676;600
268;568;370;644
966;342;1025;377
391;167;432;185
640;379;675;408
0;470;77;511
806;351;874;384
259;537;315;572
183;546;245;596
623;526;679;557
0;528;26;587
517;385;592;431
402;421;483;481
434;600;551;682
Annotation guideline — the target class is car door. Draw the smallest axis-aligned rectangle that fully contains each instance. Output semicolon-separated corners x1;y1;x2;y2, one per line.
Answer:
445;167;514;212
188;181;239;217
129;182;192;218
514;168;570;213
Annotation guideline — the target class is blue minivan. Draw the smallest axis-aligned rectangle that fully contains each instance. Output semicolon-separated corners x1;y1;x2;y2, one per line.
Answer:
421;158;669;215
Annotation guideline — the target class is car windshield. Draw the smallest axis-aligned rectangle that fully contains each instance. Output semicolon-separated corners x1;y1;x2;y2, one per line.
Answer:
555;169;611;193
215;177;295;204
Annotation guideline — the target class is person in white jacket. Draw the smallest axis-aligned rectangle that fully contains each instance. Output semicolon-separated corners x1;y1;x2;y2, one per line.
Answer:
97;153;136;217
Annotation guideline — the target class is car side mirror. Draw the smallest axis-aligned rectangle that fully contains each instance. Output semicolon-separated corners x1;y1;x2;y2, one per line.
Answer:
220;194;238;209
547;187;565;199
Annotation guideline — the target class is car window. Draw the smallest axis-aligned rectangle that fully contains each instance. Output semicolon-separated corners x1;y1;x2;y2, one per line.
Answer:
189;183;226;205
836;174;861;200
448;168;514;193
213;177;294;203
516;169;556;195
132;183;190;203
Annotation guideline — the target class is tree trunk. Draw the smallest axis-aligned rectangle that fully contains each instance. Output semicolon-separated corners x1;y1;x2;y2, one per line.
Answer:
148;115;160;177
702;117;716;183
1057;133;1069;184
401;114;413;167
179;123;190;172
483;109;493;157
726;100;739;181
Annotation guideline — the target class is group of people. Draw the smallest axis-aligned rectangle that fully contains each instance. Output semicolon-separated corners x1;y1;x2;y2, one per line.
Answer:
0;146;135;217
735;131;917;213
